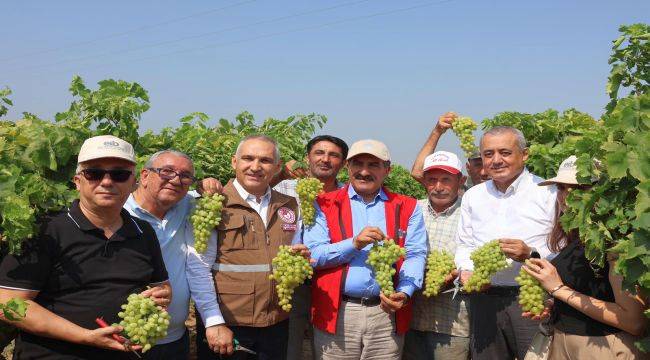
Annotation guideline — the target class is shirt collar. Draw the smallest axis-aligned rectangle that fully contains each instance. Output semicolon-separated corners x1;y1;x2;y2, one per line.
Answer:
427;196;461;216
67;199;142;239
488;167;530;195
125;193;188;221
348;185;388;203
233;179;271;203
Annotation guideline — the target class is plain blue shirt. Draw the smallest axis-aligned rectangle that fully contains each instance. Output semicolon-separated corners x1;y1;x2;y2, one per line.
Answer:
124;194;193;344
303;186;427;298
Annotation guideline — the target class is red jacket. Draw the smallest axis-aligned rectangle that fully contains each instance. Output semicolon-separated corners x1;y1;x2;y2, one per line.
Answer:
310;185;417;335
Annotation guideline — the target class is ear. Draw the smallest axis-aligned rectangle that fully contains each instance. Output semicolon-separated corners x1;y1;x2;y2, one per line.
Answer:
73;175;82;191
522;148;529;162
460;175;467;186
139;168;149;187
231;155;237;170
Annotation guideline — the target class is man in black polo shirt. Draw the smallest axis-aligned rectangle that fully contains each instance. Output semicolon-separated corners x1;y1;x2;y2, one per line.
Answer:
0;135;171;360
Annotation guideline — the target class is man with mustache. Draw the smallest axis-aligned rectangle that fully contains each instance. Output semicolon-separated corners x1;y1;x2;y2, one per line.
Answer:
0;135;171;359
403;151;470;360
303;139;428;360
411;112;489;190
273;135;348;360
454;126;557;360
191;135;310;360
124;150;232;359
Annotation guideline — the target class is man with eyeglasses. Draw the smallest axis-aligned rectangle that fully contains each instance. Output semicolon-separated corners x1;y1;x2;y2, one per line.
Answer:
0;135;171;360
123;150;233;359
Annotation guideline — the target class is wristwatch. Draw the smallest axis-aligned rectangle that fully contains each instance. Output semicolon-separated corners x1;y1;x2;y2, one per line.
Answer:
529;247;540;259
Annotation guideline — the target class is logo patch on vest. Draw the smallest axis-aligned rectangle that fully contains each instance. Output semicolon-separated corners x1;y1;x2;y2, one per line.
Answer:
278;207;296;224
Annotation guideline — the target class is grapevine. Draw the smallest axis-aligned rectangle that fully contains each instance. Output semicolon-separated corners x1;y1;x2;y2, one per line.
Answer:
296;178;323;227
269;245;313;311
451;116;478;159
367;239;405;296
190;193;225;253
463;240;509;292
116;294;171;353
515;262;546;316
422;250;456;297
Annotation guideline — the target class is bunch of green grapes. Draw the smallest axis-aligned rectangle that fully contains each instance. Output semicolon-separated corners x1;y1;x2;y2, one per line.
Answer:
463;240;509;292
451;116;478;158
116;294;171;353
422;250;456;297
269;245;314;311
367;239;406;296
190;193;225;253
296;178;323;227
515;261;546;315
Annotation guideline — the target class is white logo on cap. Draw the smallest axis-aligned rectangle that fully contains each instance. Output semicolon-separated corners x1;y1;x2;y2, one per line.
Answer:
104;140;120;147
433;154;449;162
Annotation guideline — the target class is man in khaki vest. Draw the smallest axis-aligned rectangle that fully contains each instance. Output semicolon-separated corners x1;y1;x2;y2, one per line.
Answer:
192;135;310;360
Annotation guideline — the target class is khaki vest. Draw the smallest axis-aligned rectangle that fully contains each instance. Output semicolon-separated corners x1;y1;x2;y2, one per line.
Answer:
212;180;299;327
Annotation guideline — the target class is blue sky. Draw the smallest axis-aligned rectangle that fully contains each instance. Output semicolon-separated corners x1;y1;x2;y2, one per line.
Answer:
2;0;648;168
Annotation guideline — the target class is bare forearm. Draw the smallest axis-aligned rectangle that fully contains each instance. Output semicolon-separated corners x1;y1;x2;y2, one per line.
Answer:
2;299;90;344
411;128;444;183
553;287;647;335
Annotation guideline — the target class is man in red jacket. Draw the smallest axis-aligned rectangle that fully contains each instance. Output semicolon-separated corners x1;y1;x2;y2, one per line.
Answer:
303;139;428;360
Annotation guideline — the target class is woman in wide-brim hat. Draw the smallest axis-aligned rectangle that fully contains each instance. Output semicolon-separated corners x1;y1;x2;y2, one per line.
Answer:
523;156;647;360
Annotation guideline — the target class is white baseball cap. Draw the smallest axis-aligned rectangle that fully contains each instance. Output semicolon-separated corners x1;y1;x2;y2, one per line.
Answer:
423;151;463;175
347;139;391;162
538;155;599;186
77;135;136;164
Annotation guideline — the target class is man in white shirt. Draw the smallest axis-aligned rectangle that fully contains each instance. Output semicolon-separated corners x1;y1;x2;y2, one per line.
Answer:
124;150;232;358
454;126;557;360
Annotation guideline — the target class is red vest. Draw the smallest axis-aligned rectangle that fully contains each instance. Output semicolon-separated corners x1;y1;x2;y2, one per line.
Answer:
310;185;417;335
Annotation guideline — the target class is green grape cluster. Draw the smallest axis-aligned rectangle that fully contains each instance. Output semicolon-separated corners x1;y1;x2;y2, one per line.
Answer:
422;250;456;297
451;116;478;158
515;262;546;315
367;239;406;296
116;294;171;353
296;178;324;227
463;240;509;292
269;245;314;312
190;193;225;253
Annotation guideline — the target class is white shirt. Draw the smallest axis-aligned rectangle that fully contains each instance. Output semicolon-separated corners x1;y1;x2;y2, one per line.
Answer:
233;179;272;227
454;168;557;286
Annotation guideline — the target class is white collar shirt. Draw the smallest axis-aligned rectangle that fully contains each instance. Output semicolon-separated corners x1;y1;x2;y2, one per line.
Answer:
233;179;272;227
454;168;558;286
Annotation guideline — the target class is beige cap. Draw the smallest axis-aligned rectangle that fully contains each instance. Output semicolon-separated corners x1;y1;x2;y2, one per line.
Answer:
423;151;463;174
347;139;391;161
77;135;136;164
538;155;599;186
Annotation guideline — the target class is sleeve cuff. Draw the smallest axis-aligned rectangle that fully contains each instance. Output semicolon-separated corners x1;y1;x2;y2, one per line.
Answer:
203;312;226;328
337;238;359;258
396;282;417;297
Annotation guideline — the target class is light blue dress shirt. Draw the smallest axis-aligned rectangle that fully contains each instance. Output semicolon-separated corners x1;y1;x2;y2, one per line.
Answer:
124;194;193;344
303;186;427;298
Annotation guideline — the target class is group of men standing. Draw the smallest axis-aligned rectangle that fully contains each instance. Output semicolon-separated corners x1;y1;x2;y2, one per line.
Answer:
0;111;558;360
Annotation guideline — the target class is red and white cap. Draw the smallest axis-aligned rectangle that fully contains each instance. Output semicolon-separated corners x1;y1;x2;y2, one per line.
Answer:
423;151;462;175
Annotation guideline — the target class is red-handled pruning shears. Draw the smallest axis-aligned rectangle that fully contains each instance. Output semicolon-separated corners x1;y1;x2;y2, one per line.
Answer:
95;317;142;359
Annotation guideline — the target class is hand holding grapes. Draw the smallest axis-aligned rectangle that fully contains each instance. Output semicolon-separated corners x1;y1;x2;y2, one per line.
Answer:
435;112;457;134
197;177;223;196
353;226;385;250
290;244;313;263
522;258;564;293
140;283;172;309
379;292;409;313
499;238;532;262
206;324;234;355
522;298;553;321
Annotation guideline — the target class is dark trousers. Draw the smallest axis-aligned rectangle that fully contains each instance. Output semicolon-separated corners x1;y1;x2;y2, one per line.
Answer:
195;310;289;360
468;289;538;360
142;329;190;360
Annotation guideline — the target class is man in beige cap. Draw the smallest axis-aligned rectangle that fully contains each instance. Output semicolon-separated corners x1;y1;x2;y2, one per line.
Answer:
0;135;171;360
303;139;428;360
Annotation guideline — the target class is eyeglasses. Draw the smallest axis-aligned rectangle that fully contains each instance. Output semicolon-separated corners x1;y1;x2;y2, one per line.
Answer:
147;167;196;185
78;168;133;183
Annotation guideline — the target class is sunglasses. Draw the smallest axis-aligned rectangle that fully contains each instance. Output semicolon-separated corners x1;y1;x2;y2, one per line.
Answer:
78;168;133;183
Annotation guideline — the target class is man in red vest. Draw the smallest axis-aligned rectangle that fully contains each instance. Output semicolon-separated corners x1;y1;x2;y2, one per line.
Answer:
303;139;428;360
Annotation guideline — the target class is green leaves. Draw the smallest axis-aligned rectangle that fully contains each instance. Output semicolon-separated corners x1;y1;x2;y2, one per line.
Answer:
606;24;650;112
0;87;12;118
